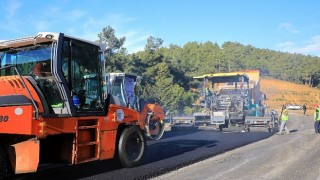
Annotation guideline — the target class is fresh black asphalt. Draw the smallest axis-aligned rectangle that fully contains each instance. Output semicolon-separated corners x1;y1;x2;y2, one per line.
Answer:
15;125;273;180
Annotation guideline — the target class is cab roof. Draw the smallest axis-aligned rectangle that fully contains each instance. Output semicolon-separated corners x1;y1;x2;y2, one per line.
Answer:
193;72;249;83
0;32;103;50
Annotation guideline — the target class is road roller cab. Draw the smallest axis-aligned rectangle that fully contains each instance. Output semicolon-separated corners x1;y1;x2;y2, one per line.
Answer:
0;32;163;178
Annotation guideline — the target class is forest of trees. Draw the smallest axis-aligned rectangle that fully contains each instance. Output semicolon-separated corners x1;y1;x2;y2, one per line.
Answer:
97;26;320;115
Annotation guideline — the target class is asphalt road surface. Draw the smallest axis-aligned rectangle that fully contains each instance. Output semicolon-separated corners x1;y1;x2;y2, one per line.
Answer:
15;120;275;180
154;112;320;180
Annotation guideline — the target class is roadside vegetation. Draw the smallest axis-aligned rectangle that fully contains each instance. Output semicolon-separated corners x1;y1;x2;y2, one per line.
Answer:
97;26;320;115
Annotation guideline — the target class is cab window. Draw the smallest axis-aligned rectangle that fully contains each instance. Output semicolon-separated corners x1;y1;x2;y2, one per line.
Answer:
62;39;103;111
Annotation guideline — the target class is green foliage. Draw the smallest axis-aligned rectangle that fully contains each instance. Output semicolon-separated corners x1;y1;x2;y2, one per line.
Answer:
183;106;193;115
145;36;163;52
97;26;126;54
143;62;185;111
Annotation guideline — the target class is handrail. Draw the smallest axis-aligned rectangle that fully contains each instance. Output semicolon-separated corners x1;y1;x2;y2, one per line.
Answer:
0;65;39;119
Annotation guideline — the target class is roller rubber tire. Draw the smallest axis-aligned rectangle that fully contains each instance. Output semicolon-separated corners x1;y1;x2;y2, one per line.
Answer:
118;126;146;168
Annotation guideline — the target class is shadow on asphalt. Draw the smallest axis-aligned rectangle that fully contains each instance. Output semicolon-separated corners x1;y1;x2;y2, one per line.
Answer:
13;158;123;180
15;126;270;180
158;128;201;140
17;129;216;180
290;129;298;133
145;139;218;163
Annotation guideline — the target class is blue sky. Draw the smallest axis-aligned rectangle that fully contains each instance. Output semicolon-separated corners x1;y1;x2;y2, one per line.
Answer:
1;0;320;57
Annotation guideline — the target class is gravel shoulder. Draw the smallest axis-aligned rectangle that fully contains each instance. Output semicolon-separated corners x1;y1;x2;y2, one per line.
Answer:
154;112;320;180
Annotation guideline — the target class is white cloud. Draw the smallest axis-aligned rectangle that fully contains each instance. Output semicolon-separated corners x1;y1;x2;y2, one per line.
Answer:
276;35;320;57
80;27;150;54
35;21;53;32
65;9;86;21
32;7;85;32
121;30;150;53
278;22;299;34
73;13;150;54
293;35;320;56
42;6;61;18
276;41;295;49
0;0;23;34
104;13;136;27
0;3;149;54
5;0;21;19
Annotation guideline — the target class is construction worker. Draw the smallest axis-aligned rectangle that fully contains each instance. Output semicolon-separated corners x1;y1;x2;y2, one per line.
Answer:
205;87;212;96
303;104;307;115
314;105;320;133
33;60;51;77
277;106;290;135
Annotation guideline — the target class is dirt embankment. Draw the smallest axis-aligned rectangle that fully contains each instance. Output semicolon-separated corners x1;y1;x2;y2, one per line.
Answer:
260;78;320;114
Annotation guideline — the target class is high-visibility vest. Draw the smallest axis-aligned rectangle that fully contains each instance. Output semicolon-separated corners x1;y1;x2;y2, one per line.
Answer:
281;109;289;121
314;108;320;121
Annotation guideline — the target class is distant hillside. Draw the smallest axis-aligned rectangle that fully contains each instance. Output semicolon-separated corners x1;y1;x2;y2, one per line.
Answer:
260;78;320;113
